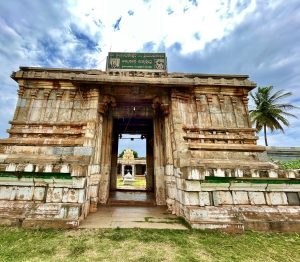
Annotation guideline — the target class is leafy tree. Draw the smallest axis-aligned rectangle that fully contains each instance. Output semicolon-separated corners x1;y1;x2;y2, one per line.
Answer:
250;86;298;146
118;149;138;158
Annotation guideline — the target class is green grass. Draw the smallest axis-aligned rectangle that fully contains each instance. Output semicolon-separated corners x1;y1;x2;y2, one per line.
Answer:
117;176;146;189
277;159;300;170
0;227;299;262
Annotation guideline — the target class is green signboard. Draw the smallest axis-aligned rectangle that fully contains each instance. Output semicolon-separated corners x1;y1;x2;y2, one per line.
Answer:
106;52;167;72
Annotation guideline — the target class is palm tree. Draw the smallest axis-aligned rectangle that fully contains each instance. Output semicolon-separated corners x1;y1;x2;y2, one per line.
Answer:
250;86;298;146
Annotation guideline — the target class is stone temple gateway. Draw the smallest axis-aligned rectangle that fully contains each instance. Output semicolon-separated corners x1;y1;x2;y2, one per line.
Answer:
0;52;299;231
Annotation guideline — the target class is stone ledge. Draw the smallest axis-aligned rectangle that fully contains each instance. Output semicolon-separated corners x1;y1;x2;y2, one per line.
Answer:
0;155;90;165
185;206;300;232
183;160;276;169
22;218;80;228
190;221;244;233
188;143;266;152
0;138;84;146
0;177;86;188
9;120;87;127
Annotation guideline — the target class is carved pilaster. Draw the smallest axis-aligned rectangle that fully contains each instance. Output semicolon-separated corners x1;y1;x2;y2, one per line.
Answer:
98;95;116;114
30;89;38;99
231;96;237;104
218;94;224;105
152;96;169;116
242;95;249;106
69;91;76;100
206;94;213;104
88;88;99;99
17;85;26;98
56;90;64;100
81;90;88;100
43;89;51;99
171;89;190;102
231;96;239;127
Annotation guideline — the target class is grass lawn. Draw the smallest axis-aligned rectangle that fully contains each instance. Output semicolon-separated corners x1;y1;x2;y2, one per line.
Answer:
0;227;299;262
117;176;146;190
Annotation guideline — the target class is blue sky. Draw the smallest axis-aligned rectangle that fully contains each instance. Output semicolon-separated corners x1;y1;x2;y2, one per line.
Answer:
0;0;300;157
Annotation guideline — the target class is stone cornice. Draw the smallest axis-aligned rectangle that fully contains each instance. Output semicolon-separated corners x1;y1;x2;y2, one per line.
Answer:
11;67;256;89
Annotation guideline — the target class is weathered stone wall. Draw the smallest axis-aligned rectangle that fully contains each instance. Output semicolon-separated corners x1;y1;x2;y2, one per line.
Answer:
173;176;300;231
0;77;103;227
0;67;299;231
0;176;86;228
165;86;300;231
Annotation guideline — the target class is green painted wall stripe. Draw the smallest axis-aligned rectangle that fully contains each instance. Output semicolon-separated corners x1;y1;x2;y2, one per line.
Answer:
0;172;72;180
204;176;300;184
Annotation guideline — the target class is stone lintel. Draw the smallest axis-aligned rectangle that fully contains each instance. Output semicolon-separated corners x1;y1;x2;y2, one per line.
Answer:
11;67;256;89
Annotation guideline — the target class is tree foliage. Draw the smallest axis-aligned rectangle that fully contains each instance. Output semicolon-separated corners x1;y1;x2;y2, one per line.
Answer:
278;159;300;170
250;86;298;146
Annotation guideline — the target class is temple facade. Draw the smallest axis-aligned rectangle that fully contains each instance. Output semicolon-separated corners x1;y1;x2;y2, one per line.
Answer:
117;149;146;178
0;61;299;231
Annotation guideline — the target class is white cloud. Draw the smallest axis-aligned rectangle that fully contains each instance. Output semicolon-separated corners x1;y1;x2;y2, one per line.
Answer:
67;0;257;68
0;0;299;152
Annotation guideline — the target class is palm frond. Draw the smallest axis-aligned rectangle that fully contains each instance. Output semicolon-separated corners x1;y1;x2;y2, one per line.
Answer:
249;85;297;145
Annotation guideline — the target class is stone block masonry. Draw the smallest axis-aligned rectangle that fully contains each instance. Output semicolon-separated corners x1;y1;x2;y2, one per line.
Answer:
0;65;299;231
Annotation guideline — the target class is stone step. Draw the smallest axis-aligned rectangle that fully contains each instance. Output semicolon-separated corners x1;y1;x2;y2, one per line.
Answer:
108;191;156;206
190;221;244;233
107;199;156;207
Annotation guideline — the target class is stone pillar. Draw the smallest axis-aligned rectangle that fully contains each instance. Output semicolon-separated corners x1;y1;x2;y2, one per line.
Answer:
153;111;166;205
27;89;39;121
99;109;113;204
86;89;101;213
146;136;154;191
39;89;51;121
121;164;125;177
13;84;26;121
231;96;239;128
164;115;176;203
110;132;119;191
132;165;135;177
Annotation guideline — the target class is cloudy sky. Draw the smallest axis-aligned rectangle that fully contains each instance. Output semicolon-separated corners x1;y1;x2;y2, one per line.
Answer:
0;0;299;156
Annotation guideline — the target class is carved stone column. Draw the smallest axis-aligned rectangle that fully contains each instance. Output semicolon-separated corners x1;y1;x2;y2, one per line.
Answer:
27;89;39;121
152;96;169;205
146;136;154;191
98;95;116;204
13;84;26;121
121;164;125;177
110;131;119;191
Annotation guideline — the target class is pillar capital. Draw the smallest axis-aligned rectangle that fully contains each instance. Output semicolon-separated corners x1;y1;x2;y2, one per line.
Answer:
98;95;116;114
152;96;169;116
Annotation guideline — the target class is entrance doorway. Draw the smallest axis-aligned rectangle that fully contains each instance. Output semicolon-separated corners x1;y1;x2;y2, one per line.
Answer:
108;118;155;205
97;90;169;206
116;134;147;191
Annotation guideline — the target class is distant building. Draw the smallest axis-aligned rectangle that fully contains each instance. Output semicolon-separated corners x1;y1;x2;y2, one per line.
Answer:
117;149;146;176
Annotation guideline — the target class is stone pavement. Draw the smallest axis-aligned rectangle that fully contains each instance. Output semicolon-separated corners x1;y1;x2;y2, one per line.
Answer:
79;206;187;230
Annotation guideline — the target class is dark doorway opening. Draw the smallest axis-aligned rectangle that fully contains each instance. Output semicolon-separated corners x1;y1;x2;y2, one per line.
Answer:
116;134;146;191
109;118;155;205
